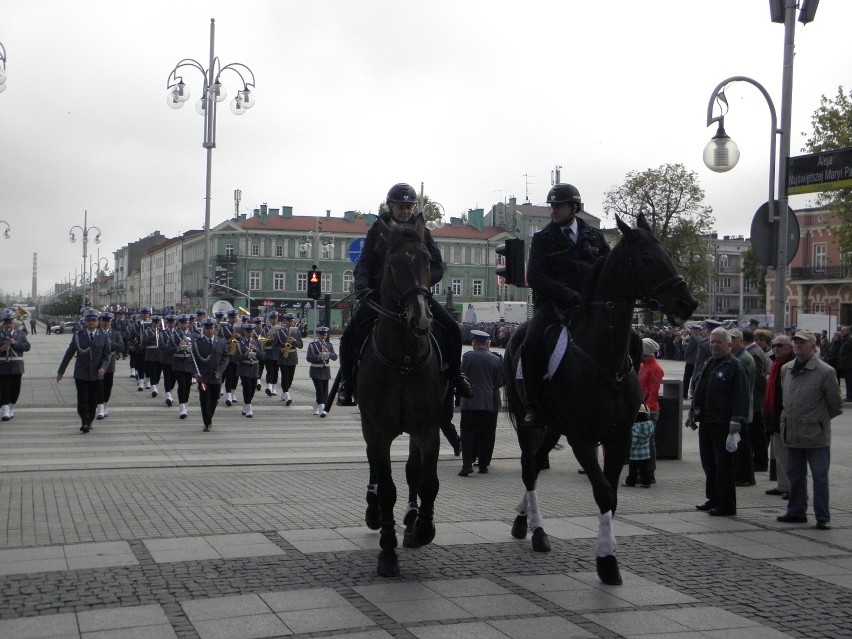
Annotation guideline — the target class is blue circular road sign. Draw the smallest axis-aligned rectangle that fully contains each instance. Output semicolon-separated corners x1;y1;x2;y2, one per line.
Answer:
348;237;366;264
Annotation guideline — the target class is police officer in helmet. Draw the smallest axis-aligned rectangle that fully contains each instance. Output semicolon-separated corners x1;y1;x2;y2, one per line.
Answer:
522;183;610;427
337;182;473;405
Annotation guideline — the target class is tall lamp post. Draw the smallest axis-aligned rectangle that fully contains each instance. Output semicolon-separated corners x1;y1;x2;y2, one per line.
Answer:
0;220;10;239
0;41;7;94
68;210;101;309
166;18;256;313
90;257;109;308
702;0;819;333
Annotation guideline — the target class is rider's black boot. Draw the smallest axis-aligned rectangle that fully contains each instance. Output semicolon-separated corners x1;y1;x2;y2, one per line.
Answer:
337;376;357;406
452;370;474;399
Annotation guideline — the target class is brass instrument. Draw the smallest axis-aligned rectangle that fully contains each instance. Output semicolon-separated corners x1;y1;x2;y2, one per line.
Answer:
281;327;294;359
256;334;274;349
238;306;251;317
227;333;239;356
15;306;28;320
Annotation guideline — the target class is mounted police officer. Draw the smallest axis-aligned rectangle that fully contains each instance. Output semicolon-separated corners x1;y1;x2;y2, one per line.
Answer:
522;183;610;428
336;182;473;406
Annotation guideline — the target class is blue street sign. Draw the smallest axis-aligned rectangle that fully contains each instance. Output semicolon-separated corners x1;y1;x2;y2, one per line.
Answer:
348;237;366;264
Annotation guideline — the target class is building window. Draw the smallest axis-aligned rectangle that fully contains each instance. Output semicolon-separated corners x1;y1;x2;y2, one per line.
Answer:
814;244;827;272
430;282;442;296
321;242;334;260
719;277;731;290
251;243;260;257
343;271;354;293
472;279;483;296
249;271;261;291
275;244;284;258
451;278;462;295
297;272;308;293
225;244;235;257
273;272;285;291
321;272;331;293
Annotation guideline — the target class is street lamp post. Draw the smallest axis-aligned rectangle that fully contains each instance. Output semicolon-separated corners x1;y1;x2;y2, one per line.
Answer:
0;220;10;239
702;0;816;333
68;210;102;309
0;41;7;94
166;18;256;313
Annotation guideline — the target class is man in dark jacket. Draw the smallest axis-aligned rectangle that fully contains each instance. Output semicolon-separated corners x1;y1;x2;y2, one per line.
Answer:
336;182;472;406
691;327;749;516
56;310;113;433
835;325;852;401
521;183;610;427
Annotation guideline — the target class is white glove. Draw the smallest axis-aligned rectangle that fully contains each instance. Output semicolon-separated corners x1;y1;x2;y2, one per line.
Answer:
321;352;329;361
725;432;741;453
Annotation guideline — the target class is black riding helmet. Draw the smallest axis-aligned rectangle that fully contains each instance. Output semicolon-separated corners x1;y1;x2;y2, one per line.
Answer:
386;183;418;205
547;183;582;209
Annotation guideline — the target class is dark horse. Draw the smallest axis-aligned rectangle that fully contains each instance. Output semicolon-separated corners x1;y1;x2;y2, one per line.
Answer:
357;216;451;577
504;213;697;585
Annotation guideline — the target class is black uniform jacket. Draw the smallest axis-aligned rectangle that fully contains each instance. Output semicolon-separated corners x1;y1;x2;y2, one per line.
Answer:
526;217;610;309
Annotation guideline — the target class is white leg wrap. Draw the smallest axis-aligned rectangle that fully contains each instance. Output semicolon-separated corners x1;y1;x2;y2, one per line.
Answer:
596;510;617;557
516;493;527;516
527;490;543;531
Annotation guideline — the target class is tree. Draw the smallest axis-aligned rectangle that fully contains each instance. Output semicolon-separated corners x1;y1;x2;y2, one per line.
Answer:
741;246;767;313
801;86;852;256
603;163;716;310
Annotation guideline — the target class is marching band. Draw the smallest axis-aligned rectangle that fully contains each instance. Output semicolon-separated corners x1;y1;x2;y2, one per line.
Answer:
12;305;324;434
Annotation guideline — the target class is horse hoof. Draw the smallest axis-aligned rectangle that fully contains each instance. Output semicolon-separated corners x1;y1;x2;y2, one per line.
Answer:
403;508;418;529
596;555;622;585
365;506;381;530
511;515;528;539
403;517;435;548
531;527;551;552
377;549;400;577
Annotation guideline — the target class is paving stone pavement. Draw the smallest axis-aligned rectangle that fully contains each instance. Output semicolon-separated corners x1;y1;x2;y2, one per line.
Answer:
0;329;850;637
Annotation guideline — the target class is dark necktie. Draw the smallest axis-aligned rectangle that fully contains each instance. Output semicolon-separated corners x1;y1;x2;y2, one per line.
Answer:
563;227;574;243
89;333;94;341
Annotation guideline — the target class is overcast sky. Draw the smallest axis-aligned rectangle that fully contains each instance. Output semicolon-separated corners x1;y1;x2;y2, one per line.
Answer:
2;1;851;298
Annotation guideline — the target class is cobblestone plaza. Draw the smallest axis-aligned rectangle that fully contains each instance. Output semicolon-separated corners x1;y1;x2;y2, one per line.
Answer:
1;330;850;638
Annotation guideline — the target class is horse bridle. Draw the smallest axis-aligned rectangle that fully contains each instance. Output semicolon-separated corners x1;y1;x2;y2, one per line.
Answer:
589;242;685;312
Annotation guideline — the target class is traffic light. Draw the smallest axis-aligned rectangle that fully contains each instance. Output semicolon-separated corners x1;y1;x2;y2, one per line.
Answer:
495;238;525;287
307;269;322;299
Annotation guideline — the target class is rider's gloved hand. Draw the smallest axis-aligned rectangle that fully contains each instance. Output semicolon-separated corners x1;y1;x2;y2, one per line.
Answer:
560;287;582;308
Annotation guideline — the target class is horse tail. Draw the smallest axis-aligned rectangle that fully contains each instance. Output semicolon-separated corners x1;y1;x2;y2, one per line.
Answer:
503;323;528;431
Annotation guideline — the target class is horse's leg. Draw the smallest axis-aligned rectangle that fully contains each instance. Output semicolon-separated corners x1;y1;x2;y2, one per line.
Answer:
572;441;622;586
403;429;439;548
365;447;380;530
403;439;420;533
366;437;399;577
512;423;551;551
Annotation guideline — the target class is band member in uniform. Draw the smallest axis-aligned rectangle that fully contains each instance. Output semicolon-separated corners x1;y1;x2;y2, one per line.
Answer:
276;313;303;406
129;308;151;389
96;312;124;420
142;315;163;397
112;309;130;363
193;318;229;431
252;316;265;391
1;310;31;421
306;326;337;417
169;315;195;419
236;323;262;417
191;309;207;337
262;311;280;396
159;315;178;407
220;309;240;406
56;310;113;433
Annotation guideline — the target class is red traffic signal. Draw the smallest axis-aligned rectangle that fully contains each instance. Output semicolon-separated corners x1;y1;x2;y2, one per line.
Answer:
307;270;322;299
495;238;526;287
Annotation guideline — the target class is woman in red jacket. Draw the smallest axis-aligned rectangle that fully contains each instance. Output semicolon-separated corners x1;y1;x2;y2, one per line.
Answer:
638;338;664;482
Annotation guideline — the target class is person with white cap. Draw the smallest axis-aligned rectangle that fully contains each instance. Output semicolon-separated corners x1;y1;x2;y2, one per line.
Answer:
777;329;842;530
307;327;337;417
458;330;504;476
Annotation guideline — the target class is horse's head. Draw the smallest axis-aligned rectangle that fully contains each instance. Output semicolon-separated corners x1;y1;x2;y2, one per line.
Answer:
614;213;699;326
377;215;433;335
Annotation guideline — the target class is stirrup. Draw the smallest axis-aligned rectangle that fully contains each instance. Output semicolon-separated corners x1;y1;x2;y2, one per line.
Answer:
337;380;357;406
